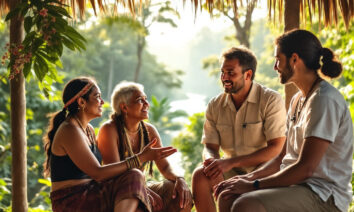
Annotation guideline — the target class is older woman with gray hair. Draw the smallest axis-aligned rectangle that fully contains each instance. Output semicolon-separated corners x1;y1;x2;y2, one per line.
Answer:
97;81;193;212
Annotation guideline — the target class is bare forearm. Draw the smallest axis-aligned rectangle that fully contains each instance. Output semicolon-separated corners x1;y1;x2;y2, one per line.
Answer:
202;147;220;161
228;137;285;169
229;147;279;169
93;161;128;181
258;162;311;189
161;166;181;181
246;157;282;180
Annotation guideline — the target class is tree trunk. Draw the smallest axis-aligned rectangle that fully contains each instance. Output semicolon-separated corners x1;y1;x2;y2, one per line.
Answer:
283;0;300;110
107;56;114;100
134;35;145;82
9;0;27;212
231;0;256;48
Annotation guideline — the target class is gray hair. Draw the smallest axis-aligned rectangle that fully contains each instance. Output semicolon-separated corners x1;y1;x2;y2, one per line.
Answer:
111;81;144;115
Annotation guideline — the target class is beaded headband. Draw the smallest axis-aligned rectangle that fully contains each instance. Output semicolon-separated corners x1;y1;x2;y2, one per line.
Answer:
63;83;94;109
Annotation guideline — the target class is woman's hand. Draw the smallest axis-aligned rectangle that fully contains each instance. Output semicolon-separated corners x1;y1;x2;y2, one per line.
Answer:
173;177;193;209
147;187;163;211
138;138;177;163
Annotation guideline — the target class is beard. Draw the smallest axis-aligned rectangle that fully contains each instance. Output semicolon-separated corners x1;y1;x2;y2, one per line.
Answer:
223;78;245;94
280;60;294;84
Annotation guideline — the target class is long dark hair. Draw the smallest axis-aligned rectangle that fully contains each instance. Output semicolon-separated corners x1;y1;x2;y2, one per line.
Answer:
111;114;154;176
275;29;342;79
43;77;96;177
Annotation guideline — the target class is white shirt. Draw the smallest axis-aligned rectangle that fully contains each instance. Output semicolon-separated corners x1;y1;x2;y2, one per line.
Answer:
281;80;353;212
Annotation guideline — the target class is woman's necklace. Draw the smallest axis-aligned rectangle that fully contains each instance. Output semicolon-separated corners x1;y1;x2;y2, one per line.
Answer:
124;123;143;157
291;77;322;123
74;116;95;149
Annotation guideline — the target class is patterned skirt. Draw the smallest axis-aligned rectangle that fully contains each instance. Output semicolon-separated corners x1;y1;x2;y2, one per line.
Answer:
50;169;151;212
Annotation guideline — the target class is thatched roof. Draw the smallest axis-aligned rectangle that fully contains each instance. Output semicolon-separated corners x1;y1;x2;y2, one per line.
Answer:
0;0;142;18
1;0;353;27
198;0;353;28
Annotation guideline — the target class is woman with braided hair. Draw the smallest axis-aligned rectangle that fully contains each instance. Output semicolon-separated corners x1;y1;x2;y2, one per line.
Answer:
97;81;193;212
44;77;177;212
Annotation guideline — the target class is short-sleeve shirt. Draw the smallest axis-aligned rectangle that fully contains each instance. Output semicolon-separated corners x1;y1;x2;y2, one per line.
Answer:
281;80;353;212
202;82;287;173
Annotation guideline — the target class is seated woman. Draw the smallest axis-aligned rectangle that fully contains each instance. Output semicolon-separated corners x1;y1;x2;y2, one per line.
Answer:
97;81;193;212
44;77;177;212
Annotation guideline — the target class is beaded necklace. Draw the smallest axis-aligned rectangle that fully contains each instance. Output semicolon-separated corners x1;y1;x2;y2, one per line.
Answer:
74;116;95;150
123;123;144;160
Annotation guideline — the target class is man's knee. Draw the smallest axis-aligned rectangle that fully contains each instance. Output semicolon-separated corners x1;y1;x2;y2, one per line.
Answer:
192;166;204;180
231;195;266;212
217;191;239;212
192;166;209;185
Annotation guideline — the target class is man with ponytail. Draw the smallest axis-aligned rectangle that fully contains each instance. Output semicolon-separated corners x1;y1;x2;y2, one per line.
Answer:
214;29;353;212
97;81;193;212
44;77;177;212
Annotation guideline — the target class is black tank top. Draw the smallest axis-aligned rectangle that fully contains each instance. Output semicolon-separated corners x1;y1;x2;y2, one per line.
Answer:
50;144;102;182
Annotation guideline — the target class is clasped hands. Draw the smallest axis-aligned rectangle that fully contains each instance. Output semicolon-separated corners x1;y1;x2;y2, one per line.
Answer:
203;158;254;200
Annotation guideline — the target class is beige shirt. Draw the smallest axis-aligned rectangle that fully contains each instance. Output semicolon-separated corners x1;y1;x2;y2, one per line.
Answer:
281;81;353;212
202;82;287;173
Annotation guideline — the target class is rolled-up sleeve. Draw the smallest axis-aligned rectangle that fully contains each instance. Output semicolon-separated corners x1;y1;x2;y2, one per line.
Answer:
201;101;220;145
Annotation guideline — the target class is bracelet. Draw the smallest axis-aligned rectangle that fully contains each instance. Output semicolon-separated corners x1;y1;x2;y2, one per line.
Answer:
126;154;142;169
253;179;260;190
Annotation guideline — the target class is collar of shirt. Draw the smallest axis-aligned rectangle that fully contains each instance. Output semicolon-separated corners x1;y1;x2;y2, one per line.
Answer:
222;82;259;111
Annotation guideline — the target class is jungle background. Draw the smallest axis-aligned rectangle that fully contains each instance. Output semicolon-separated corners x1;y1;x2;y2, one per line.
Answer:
0;0;353;211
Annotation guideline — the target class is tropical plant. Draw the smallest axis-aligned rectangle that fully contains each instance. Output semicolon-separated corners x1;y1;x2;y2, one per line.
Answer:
172;112;205;184
2;0;85;95
148;96;188;145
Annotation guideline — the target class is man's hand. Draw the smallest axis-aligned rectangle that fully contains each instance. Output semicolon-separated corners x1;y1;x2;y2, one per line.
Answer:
147;188;163;211
214;178;253;200
203;158;233;179
173;177;193;209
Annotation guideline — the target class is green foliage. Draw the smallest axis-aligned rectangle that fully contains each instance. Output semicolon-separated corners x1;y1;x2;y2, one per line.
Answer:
148;96;188;145
2;0;84;97
58;16;184;105
316;21;354;121
172;112;205;183
0;79;59;210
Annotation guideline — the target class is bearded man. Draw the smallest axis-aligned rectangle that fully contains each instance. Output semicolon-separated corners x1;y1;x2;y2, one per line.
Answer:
192;46;287;212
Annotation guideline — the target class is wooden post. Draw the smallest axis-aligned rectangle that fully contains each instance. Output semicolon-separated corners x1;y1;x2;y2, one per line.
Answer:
9;0;27;211
283;0;300;110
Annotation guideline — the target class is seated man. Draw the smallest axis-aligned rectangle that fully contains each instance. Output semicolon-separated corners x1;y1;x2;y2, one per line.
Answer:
215;29;353;212
192;47;287;212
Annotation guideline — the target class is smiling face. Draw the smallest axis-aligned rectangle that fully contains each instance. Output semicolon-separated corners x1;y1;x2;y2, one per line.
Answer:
274;45;294;84
220;58;247;94
125;89;149;121
83;85;104;118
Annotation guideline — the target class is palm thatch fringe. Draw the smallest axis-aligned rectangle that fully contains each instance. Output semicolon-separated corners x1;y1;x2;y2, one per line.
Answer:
267;0;353;29
191;0;352;29
0;0;143;18
0;0;9;16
